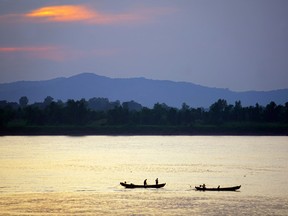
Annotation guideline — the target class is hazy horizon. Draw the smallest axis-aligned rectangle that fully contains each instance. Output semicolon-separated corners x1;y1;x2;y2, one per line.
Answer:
1;72;288;93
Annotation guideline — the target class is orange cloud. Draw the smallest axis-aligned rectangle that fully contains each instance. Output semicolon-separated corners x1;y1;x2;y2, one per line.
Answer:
0;46;56;52
0;46;65;61
0;46;118;61
25;5;95;22
23;5;175;25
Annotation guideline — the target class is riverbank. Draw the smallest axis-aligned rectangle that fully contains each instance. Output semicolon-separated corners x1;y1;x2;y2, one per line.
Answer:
1;123;287;136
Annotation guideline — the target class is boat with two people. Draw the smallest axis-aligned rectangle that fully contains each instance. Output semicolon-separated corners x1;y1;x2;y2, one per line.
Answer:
195;184;241;191
120;178;166;189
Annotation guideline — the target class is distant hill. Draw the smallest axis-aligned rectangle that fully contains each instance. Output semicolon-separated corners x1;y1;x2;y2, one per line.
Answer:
0;73;287;108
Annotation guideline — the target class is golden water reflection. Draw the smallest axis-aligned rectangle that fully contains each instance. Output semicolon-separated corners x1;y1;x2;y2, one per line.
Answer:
1;192;288;215
1;136;288;215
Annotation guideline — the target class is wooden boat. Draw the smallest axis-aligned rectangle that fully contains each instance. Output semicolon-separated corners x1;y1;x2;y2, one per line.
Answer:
195;185;241;191
120;182;166;189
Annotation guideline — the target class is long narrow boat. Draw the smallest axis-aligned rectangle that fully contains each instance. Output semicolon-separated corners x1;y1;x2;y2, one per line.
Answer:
120;182;166;189
195;185;241;191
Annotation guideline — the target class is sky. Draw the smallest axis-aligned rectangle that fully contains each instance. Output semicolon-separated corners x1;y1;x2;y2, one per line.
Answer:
0;0;288;91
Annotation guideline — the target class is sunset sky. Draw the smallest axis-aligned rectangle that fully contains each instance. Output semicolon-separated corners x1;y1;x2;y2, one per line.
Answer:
0;0;288;91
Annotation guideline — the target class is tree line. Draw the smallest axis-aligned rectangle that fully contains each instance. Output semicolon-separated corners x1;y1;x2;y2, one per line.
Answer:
1;96;288;130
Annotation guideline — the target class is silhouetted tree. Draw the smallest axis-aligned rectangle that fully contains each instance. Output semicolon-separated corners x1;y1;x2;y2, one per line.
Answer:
264;101;278;122
191;107;206;124
285;102;288;123
167;107;178;125
231;101;243;121
24;106;46;125
107;105;129;125
140;107;153;125
1;96;288;133
65;99;89;125
122;101;142;111
43;96;54;107
179;103;193;125
247;103;263;122
152;103;169;125
45;101;64;124
88;97;111;111
0;105;16;126
19;96;28;108
209;99;228;124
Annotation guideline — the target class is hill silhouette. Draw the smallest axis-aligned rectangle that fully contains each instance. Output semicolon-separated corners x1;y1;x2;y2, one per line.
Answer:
0;73;287;108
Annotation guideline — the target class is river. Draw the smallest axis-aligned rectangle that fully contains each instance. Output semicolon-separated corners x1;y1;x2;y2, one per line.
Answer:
0;136;287;215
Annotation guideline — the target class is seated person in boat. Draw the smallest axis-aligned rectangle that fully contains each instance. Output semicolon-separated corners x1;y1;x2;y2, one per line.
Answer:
144;179;147;186
155;178;158;185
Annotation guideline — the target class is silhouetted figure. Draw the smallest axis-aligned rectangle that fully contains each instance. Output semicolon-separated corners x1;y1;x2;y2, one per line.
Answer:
155;178;158;185
218;185;220;189
144;179;147;186
203;184;206;189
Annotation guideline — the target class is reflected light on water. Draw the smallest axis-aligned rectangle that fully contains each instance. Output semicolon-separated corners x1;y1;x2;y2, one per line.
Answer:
0;136;288;215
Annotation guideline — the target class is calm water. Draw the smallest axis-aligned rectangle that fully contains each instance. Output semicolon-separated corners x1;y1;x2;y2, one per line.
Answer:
0;136;287;215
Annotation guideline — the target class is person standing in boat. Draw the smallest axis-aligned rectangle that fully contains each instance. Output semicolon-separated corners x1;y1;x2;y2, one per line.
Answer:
155;178;158;185
144;179;147;186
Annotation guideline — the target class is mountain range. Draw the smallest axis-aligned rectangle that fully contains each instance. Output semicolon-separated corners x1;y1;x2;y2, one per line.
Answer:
0;73;287;108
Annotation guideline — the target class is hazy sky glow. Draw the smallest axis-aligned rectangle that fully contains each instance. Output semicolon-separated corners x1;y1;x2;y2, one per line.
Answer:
0;0;288;91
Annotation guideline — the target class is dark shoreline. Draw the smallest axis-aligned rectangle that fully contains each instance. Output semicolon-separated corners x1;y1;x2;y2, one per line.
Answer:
1;124;287;136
